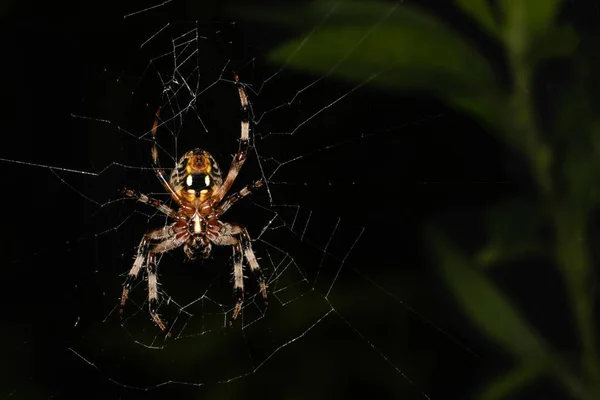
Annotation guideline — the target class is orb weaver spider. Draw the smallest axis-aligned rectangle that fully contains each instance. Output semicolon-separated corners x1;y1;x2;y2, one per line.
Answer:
119;73;267;335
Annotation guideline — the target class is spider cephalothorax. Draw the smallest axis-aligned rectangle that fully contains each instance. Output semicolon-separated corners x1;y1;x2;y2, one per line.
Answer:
119;73;267;335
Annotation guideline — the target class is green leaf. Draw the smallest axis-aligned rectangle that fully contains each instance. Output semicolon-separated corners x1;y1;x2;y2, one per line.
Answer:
479;362;544;400
432;230;587;398
266;1;505;130
455;0;499;38
476;199;546;267
431;230;548;359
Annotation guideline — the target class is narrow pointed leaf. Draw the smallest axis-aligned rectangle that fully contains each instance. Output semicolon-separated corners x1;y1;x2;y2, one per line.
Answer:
476;199;546;267
479;362;544;400
267;2;505;128
431;231;547;359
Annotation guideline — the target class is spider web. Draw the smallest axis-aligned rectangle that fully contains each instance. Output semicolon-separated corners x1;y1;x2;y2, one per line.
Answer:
0;1;491;399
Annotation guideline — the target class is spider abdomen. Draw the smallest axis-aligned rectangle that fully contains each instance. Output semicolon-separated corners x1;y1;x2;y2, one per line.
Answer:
170;149;223;205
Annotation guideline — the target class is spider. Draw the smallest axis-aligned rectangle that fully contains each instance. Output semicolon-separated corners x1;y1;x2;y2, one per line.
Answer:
119;73;267;335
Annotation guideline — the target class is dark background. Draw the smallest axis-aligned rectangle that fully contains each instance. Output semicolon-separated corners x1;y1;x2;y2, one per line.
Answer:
1;0;597;399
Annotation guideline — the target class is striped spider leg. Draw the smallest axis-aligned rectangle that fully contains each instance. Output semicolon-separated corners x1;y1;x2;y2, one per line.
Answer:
119;72;268;335
120;222;188;336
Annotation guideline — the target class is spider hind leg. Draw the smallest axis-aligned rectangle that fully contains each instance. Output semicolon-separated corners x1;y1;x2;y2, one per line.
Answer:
228;242;245;326
147;253;172;337
120;226;172;317
240;229;268;306
120;225;188;336
216;224;268;327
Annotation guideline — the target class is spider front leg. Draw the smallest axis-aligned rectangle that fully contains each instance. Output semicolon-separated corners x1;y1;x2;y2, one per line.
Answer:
213;73;251;203
121;188;179;219
216;180;263;216
149;109;193;212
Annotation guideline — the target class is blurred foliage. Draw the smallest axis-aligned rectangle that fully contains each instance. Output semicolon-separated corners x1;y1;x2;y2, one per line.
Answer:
235;0;600;398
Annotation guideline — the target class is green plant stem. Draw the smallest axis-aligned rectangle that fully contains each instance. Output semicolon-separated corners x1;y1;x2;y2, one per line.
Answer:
555;210;600;397
509;39;600;399
509;60;552;196
504;1;553;197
